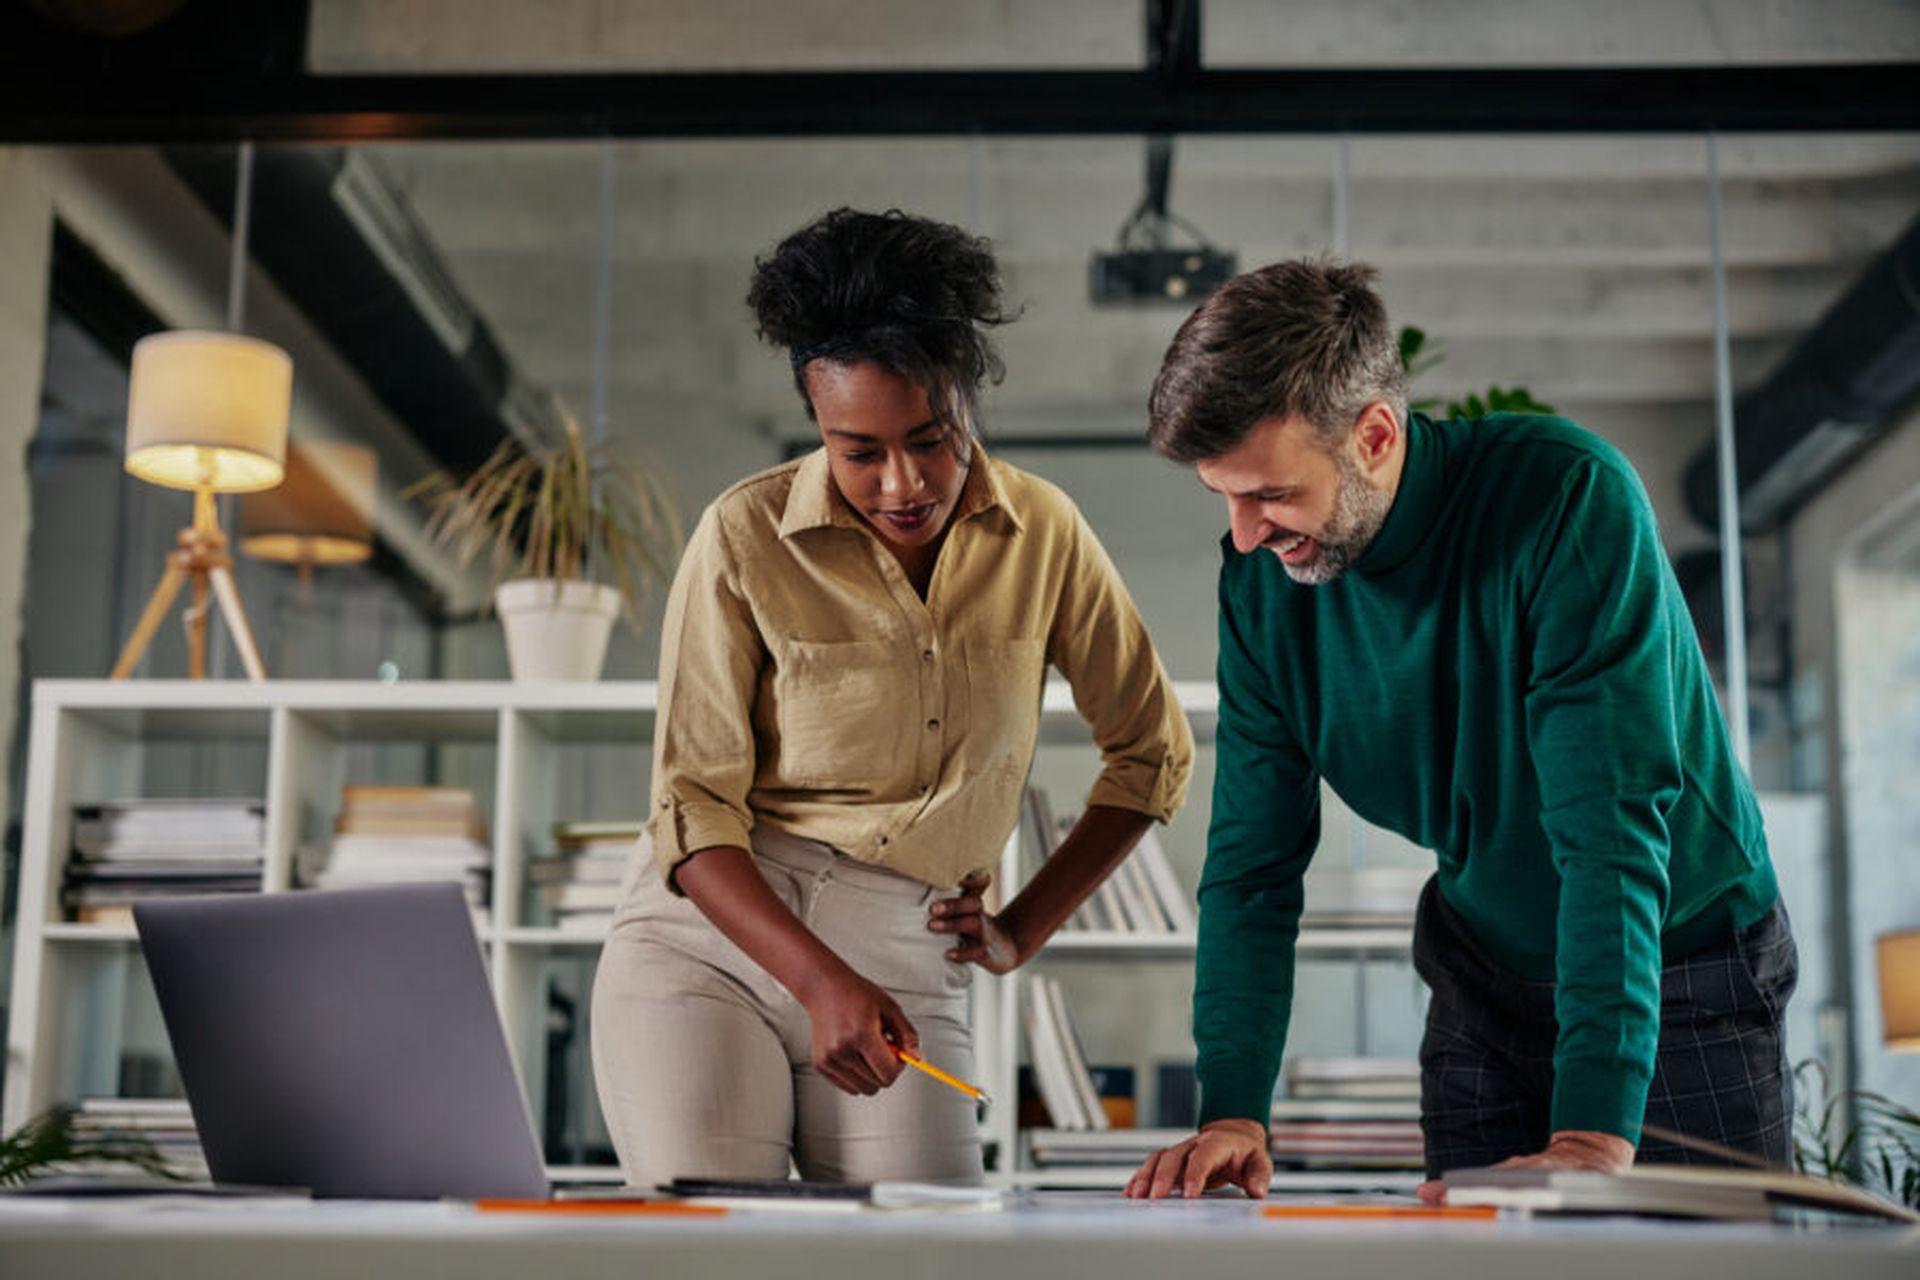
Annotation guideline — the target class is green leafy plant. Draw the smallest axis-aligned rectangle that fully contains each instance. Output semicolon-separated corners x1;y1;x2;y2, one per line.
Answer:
1397;325;1557;421
406;415;682;629
1794;1059;1920;1209
0;1106;181;1188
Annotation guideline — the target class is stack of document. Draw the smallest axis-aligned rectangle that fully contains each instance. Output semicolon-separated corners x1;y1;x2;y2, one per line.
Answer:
1299;867;1427;930
1444;1164;1920;1223
1271;1060;1424;1170
70;1097;208;1180
311;786;491;917
529;820;640;932
63;799;265;925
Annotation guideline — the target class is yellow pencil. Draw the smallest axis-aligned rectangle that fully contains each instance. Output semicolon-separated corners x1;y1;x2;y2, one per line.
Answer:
894;1047;992;1103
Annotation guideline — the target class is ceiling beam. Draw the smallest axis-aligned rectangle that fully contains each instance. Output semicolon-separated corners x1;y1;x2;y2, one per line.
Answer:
3;64;1918;143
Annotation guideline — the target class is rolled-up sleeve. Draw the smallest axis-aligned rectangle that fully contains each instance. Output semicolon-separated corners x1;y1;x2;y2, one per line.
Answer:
648;505;764;887
1047;507;1193;823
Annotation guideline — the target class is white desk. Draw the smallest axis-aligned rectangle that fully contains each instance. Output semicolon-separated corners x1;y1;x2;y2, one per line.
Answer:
1;1193;1915;1280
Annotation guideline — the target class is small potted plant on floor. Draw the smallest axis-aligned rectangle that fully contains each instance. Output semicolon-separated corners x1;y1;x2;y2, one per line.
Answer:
409;415;681;682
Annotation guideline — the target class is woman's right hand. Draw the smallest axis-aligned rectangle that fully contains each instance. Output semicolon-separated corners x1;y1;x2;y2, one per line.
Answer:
801;969;920;1096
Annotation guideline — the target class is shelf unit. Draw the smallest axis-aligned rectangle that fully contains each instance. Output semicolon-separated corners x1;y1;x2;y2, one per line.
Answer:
2;678;657;1181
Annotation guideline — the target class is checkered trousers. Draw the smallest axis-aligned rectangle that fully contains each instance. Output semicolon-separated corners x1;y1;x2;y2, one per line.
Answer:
1411;876;1797;1179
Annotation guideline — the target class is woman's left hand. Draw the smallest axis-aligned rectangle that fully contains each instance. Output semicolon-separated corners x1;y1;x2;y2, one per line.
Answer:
929;872;1023;974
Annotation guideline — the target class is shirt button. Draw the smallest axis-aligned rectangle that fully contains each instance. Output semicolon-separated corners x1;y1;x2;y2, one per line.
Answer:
927;718;940;730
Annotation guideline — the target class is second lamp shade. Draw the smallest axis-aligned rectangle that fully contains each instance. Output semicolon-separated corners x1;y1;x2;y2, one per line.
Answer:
240;440;377;565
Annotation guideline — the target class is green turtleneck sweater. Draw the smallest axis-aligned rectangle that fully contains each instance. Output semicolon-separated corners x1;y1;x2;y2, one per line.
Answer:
1195;412;1777;1144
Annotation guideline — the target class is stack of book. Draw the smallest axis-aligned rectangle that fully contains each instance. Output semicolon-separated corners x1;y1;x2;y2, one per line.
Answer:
311;786;491;917
72;1097;208;1180
1299;866;1427;931
1283;1055;1421;1100
63;799;266;925
1271;1056;1424;1170
529;820;640;932
1023;975;1109;1132
1025;788;1195;935
1028;1126;1187;1168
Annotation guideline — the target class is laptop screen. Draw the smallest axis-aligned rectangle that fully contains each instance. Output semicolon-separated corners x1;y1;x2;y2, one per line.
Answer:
135;882;550;1200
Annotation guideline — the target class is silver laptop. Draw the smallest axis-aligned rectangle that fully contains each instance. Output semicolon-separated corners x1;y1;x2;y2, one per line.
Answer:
135;882;550;1200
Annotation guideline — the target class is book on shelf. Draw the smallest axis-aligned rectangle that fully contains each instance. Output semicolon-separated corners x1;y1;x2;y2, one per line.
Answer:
311;786;491;908
1133;828;1195;932
1046;978;1108;1132
334;784;487;842
538;881;622;913
64;801;266;921
528;853;628;886
527;819;645;929
1024;786;1195;936
71;1097;209;1181
1023;975;1109;1132
1443;1163;1920;1224
70;798;266;864
1282;1056;1420;1100
551;820;646;849
1299;866;1427;930
1268;1096;1421;1121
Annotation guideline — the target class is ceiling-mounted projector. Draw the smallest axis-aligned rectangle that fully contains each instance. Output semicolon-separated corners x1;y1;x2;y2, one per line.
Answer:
1090;246;1238;305
1090;135;1235;307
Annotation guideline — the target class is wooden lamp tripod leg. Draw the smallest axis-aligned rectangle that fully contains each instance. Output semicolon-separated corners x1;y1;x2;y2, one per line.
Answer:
109;560;191;680
208;566;268;682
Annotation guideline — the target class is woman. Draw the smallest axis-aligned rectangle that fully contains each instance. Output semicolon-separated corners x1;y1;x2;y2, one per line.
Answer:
591;208;1193;1187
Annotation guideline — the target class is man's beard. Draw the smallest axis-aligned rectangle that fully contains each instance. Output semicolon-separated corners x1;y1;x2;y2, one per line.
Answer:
1281;447;1394;586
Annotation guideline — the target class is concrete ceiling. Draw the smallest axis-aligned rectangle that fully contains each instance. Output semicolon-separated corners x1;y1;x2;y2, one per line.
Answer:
371;130;1920;557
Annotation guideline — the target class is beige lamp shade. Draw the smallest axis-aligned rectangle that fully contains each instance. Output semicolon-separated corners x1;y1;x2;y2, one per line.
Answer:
124;330;291;492
240;440;377;565
1879;928;1920;1050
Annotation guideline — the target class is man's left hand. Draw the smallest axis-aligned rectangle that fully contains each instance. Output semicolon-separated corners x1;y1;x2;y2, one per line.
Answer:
1418;1129;1635;1206
929;872;1023;973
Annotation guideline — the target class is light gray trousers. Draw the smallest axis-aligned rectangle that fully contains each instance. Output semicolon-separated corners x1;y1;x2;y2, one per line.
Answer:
589;827;984;1188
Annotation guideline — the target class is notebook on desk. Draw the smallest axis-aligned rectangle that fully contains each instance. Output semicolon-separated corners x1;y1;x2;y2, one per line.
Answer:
135;882;551;1201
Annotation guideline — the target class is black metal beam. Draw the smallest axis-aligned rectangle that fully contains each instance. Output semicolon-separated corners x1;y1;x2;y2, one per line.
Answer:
3;64;1918;143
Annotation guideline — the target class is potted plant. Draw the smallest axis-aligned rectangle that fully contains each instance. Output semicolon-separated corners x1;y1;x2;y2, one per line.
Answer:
408;416;681;682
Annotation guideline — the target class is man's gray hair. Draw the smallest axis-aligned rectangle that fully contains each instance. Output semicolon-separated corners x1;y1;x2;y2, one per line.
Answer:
1147;258;1407;462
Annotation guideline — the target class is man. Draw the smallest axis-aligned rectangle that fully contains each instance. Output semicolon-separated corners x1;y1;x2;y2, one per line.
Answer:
1125;260;1795;1203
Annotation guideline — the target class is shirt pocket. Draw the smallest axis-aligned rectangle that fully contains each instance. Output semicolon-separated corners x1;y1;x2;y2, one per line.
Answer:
771;639;909;790
962;637;1048;778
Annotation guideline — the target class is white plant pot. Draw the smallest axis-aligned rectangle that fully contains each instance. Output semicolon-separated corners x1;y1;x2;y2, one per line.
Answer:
494;578;621;683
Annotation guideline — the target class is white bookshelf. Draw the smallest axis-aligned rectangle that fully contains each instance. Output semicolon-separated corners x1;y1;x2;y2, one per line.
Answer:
1;678;657;1181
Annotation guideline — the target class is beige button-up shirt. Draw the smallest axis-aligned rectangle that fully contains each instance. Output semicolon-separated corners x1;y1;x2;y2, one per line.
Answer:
648;444;1193;890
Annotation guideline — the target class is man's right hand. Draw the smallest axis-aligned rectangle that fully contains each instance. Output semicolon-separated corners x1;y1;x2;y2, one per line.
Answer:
801;969;919;1097
1123;1118;1272;1199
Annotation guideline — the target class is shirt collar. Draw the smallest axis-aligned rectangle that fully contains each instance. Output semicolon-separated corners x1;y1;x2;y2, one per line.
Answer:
1353;411;1444;577
778;438;1022;541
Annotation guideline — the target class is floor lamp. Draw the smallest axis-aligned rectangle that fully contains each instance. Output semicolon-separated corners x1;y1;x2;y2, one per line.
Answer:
240;439;377;603
109;331;290;680
110;140;291;682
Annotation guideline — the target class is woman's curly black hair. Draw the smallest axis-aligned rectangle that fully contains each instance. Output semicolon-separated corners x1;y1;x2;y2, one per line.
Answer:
747;208;1016;434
